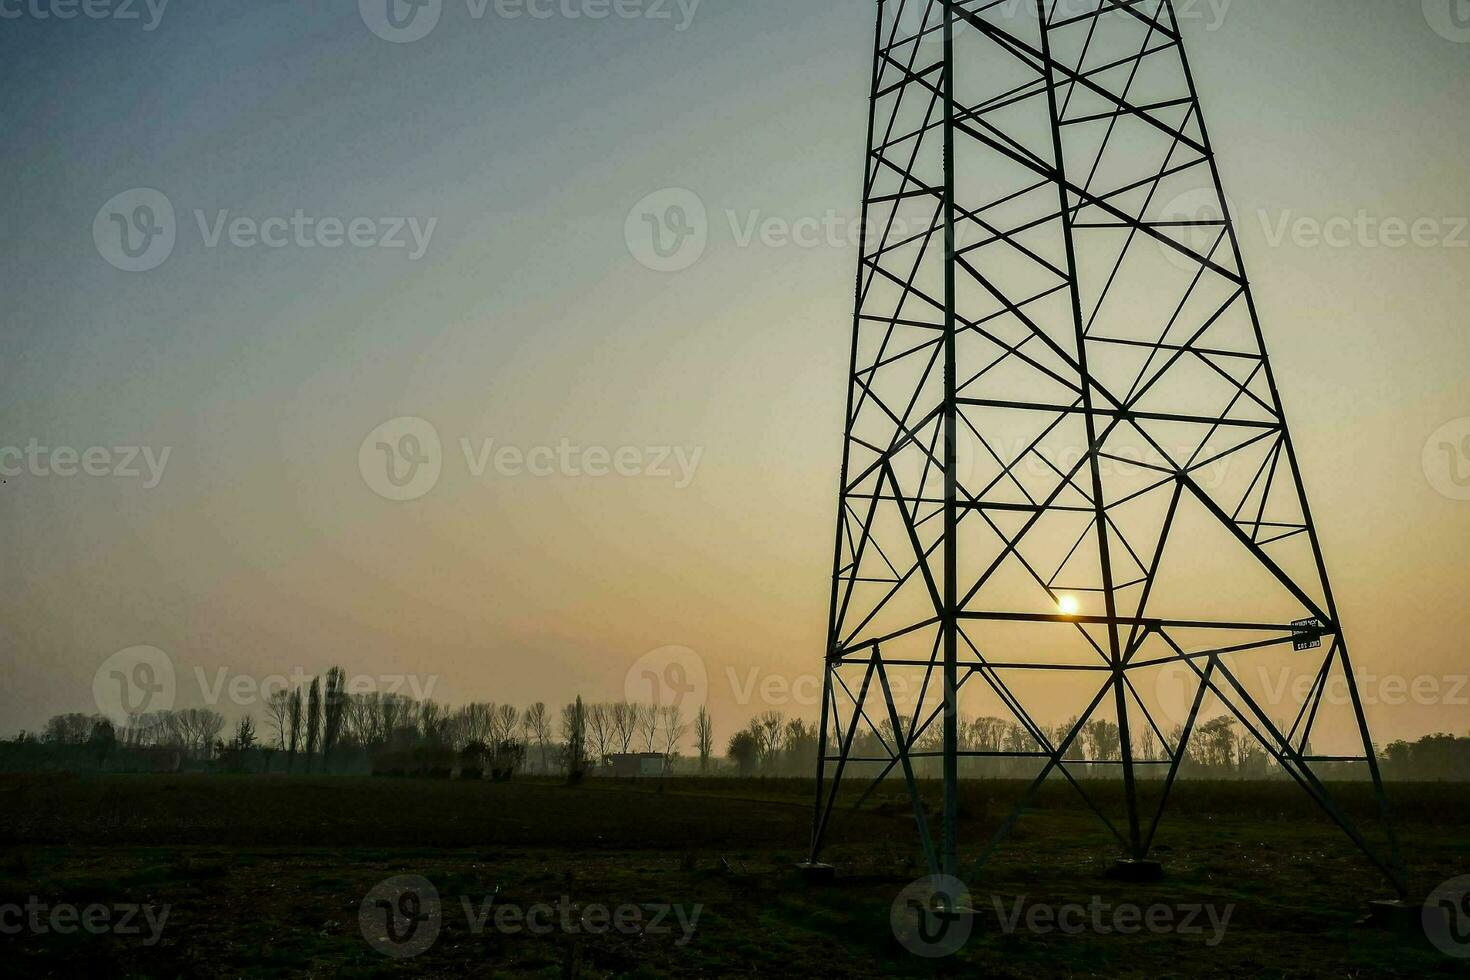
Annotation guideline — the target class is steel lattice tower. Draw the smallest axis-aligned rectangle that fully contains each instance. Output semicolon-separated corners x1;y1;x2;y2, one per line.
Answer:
809;0;1404;893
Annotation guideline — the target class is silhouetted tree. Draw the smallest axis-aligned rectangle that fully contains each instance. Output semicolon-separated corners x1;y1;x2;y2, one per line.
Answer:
637;703;659;753
321;666;346;768
1054;716;1085;761
346;691;379;746
1138;726;1159;763
491;739;527;781
287;686;303;771
1083;719;1121;762
695;706;713;773
560;696;587;779
586;703;613;765
232;716;257;751
611;701;637;754
305;677;322;772
163;708;224;760
265;689;290;751
492;704;520;748
781;718;818;776
460;740;487;780
457;703;494;747
88;718;116;770
524;702;551;774
749;711;784;773
727;730;758;776
1381;732;1470;780
1192;716;1236;770
44;713;94;745
659;705;688;771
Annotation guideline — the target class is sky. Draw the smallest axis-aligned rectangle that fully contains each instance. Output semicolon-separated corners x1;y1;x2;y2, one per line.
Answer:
0;0;1467;747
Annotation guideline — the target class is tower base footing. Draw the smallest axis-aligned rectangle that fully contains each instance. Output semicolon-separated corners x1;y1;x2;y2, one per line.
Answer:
1105;859;1164;883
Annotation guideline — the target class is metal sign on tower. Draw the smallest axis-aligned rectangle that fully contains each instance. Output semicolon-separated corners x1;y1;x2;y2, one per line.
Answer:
807;0;1404;894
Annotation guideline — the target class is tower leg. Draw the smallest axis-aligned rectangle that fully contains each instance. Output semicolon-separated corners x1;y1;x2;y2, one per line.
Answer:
806;662;834;866
939;0;960;882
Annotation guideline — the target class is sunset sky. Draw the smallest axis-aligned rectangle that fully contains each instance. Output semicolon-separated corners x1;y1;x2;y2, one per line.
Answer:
1;0;1467;746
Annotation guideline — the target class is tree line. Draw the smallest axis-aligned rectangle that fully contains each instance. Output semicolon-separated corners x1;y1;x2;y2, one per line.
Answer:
3;670;718;780
6;683;1469;781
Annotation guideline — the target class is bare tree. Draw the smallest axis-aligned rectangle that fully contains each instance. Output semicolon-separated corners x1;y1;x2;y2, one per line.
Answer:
194;709;225;760
43;713;94;745
1138;725;1159;763
694;705;713;773
781;718;818;776
492;704;520;746
637;703;659;753
171;710;197;756
1234;727;1265;775
560;696;587;776
585;703;613;765
441;701;469;750
122;711;164;749
165;708;212;760
968;716;1007;753
287;687;303;771
420;699;449;745
322;666;347;768
347;692;379;746
455;703;494;747
749;711;784;773
378;693;408;741
305;677;322;771
524;702;551;773
1003;721;1028;754
659;705;688;770
264;690;290;750
611;701;637;754
232;716;257;750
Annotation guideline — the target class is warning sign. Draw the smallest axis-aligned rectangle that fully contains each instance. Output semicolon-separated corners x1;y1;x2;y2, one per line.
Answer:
1292;618;1324;652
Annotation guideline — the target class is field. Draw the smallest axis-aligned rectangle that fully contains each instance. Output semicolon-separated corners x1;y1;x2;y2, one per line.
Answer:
1;773;1467;977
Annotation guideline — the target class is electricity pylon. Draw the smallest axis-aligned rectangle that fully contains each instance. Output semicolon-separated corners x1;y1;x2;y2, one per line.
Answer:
808;0;1403;894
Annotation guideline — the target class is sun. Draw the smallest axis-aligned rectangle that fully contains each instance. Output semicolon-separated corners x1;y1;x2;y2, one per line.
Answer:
1057;595;1082;617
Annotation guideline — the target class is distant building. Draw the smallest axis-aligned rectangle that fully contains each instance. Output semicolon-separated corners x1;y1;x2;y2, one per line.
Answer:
605;753;665;778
